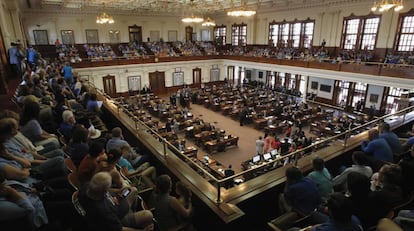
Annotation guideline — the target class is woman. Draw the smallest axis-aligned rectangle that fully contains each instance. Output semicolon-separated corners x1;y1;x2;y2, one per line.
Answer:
149;175;193;231
118;145;157;188
78;172;154;231
19;102;59;149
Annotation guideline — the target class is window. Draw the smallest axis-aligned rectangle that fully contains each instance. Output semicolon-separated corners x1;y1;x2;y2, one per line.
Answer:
395;12;414;52
231;23;247;46
385;87;405;114
341;14;380;50
268;18;315;48
336;81;350;105
213;25;226;45
352;82;367;107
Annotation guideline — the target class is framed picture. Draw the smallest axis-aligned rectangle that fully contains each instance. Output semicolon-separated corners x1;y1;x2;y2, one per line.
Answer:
33;30;49;45
86;29;99;43
369;94;379;103
311;81;318;90
61;30;74;45
168;30;177;42
128;76;141;91
319;84;331;92
173;72;184;86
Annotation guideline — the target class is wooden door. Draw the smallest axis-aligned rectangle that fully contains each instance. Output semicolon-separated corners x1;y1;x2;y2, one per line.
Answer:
129;25;142;43
149;71;166;95
227;66;234;85
103;75;117;98
185;26;193;43
193;68;201;88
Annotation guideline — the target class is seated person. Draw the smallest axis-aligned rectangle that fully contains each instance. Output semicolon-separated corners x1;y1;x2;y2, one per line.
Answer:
0;171;48;230
371;164;404;208
279;167;327;224
308;157;333;203
67;125;90;167
20;102;60;150
118;145;157;188
332;151;373;192
78;172;154;231
78;140;107;184
59;110;76;142
361;129;393;171
346;172;393;229
149;175;193;231
306;193;362;231
106;127;150;168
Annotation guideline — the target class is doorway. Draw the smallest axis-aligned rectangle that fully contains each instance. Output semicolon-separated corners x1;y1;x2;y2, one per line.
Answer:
193;68;201;88
149;71;166;95
185;26;193;43
103;75;117;98
129;25;142;43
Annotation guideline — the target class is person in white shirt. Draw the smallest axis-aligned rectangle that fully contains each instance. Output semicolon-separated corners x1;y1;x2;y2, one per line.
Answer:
256;136;264;155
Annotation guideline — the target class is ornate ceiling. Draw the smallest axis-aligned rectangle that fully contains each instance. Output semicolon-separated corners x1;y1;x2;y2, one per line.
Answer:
21;0;373;16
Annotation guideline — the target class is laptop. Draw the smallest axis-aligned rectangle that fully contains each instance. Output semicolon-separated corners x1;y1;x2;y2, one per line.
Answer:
263;153;272;161
271;149;278;156
252;155;261;163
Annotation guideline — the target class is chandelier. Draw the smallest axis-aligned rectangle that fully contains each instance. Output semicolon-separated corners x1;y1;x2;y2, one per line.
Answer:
227;0;256;17
202;17;216;27
182;15;204;23
96;3;114;24
227;9;256;17
371;0;404;12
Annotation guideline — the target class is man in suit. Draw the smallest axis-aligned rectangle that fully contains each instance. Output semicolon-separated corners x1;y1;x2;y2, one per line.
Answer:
224;165;235;189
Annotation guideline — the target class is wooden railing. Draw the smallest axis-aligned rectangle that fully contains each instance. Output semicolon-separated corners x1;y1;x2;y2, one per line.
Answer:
72;55;414;80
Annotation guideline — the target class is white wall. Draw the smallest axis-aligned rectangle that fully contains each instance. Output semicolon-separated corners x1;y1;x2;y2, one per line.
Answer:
308;76;335;100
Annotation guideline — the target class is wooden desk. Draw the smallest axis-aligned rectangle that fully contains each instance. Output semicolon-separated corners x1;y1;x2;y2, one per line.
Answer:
204;136;239;154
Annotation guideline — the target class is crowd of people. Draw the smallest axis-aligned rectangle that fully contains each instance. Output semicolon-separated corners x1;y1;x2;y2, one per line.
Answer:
2;46;198;231
47;38;414;67
273;121;414;230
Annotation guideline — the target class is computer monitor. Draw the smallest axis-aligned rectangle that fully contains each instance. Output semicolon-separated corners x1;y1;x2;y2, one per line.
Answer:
271;149;278;155
252;155;261;163
263;153;272;161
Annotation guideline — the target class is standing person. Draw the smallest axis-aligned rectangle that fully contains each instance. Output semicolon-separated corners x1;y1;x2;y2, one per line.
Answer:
8;42;21;78
256;136;264;155
149;175;193;231
61;62;73;86
239;105;248;126
224;165;235;189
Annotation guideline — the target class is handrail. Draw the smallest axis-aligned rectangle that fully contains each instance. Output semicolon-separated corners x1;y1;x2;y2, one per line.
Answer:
90;82;414;205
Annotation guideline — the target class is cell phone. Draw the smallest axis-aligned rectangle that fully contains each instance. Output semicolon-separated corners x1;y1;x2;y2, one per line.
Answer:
121;188;131;198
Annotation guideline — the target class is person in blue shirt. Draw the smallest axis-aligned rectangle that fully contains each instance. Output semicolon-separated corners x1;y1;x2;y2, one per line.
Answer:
281;167;328;224
27;46;38;68
61;62;73;85
361;129;393;166
8;42;21;78
379;122;403;155
310;193;362;231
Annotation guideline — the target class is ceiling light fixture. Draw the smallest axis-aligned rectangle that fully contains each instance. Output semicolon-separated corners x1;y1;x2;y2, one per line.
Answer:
96;3;114;24
371;0;404;12
227;0;256;17
182;14;204;23
202;17;216;27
